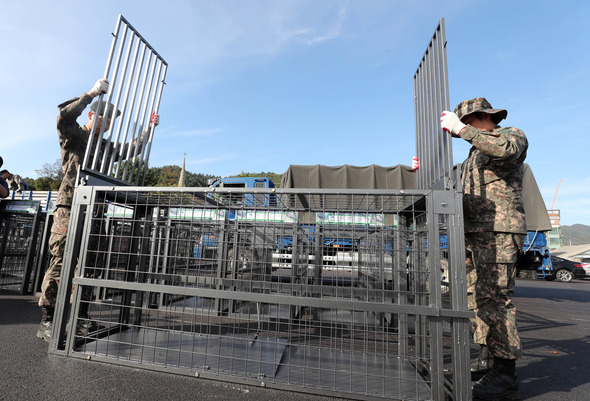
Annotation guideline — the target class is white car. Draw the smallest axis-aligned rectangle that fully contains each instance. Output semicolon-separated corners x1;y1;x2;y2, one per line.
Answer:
572;255;590;277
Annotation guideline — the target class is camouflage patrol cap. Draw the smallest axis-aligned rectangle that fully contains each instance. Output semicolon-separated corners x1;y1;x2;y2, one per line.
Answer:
454;97;507;124
90;100;121;119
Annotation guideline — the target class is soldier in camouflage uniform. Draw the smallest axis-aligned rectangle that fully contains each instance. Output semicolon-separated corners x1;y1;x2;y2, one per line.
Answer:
37;78;113;341
0;157;8;198
441;98;527;401
37;78;159;341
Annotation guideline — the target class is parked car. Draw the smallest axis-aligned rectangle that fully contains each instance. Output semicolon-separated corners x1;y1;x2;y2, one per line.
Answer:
571;255;590;278
545;256;586;282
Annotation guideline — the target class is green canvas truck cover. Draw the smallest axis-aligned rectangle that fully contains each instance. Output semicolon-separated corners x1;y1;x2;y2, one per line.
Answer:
281;163;551;232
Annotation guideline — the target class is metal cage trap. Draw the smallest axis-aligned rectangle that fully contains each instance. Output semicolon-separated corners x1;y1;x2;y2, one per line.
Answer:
47;17;472;401
49;185;471;400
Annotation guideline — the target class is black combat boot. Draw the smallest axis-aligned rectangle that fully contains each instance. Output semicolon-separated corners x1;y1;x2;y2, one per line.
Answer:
76;302;99;336
473;357;521;401
471;345;493;377
36;307;54;342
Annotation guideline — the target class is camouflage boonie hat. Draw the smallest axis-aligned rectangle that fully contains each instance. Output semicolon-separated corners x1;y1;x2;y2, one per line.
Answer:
454;97;507;124
90;100;121;119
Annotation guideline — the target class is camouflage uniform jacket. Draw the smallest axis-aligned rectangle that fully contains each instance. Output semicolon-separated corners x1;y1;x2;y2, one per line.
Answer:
460;124;528;234
0;178;8;198
55;93;95;207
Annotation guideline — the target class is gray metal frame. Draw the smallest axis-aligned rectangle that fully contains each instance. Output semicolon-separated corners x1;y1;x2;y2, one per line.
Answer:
80;14;167;188
49;186;472;400
412;18;472;399
413;18;453;191
0;200;44;294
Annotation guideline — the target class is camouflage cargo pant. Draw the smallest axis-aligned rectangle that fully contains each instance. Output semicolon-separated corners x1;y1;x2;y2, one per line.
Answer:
38;206;105;308
465;231;524;360
39;207;70;308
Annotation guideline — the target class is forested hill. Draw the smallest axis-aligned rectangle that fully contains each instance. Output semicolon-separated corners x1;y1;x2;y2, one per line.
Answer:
561;224;590;245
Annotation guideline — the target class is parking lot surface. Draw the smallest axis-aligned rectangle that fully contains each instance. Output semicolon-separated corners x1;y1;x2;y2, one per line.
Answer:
1;278;589;401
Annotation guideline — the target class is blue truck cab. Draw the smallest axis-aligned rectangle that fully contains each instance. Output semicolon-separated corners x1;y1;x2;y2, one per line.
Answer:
207;177;276;207
517;231;552;277
194;177;276;258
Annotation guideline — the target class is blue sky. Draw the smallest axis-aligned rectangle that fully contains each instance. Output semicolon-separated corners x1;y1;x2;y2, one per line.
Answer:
1;1;589;226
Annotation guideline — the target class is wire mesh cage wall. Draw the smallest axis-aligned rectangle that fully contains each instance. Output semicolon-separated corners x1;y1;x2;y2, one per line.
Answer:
0;200;45;294
50;186;472;400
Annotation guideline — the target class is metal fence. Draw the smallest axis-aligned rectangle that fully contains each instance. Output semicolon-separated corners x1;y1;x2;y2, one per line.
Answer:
413;18;453;191
7;190;57;212
81;14;167;187
49;186;471;400
0;200;45;294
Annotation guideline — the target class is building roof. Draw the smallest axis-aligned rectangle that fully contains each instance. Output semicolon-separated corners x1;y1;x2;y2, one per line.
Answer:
551;244;590;259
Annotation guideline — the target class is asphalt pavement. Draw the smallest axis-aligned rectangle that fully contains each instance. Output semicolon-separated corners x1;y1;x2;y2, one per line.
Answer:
1;278;589;401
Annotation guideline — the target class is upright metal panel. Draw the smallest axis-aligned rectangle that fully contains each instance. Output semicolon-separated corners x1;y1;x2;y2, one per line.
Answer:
49;186;472;400
81;14;167;187
0;200;44;294
413;19;472;400
413;18;452;191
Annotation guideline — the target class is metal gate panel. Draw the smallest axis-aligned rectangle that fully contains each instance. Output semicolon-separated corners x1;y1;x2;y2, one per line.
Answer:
50;186;471;400
81;14;167;187
414;18;453;191
0;200;44;294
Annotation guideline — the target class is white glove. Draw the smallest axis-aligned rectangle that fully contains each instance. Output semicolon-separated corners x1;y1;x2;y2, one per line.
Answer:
412;156;419;171
440;111;465;137
90;78;109;96
150;111;160;127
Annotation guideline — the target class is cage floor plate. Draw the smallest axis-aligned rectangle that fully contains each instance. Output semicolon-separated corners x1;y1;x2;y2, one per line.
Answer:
77;328;287;379
75;327;431;399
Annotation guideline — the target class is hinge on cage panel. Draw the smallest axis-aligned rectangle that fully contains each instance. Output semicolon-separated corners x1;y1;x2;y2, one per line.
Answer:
71;186;94;206
445;178;456;191
432;190;456;214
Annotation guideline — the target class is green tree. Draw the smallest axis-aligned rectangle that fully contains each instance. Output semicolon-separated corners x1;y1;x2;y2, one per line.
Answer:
35;159;63;181
22;177;35;190
184;171;216;187
144;165;179;187
144;166;216;187
33;177;60;191
33;159;63;190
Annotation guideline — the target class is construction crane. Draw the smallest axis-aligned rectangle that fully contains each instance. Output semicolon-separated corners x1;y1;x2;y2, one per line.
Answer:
550;179;563;210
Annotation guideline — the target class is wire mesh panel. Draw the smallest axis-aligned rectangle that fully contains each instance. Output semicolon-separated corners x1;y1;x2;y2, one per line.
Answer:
81;14;167;187
50;186;471;400
0;200;44;294
413;18;453;191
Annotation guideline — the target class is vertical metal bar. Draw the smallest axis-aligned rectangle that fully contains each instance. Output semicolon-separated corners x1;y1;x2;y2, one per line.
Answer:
121;50;153;182
438;19;452;180
80;14;167;187
449;190;472;400
49;187;93;354
114;39;145;181
129;55;157;185
139;61;167;185
83;16;124;172
20;205;41;294
427;192;445;401
92;26;131;172
107;34;139;177
99;25;130;174
414;18;452;190
424;41;438;184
